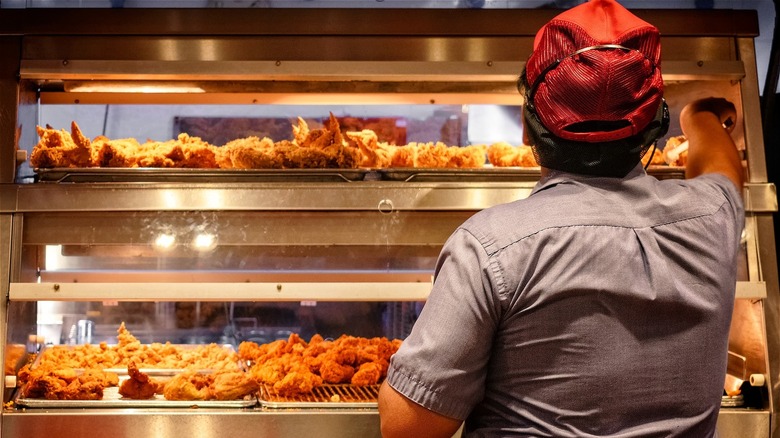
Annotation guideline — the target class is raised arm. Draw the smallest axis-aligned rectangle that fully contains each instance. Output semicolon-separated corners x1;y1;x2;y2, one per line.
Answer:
679;97;744;190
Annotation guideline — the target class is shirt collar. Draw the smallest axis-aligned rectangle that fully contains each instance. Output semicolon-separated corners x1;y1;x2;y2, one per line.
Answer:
530;162;647;196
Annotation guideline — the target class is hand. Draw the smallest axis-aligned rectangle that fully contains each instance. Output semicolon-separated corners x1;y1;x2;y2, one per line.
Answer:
679;97;743;189
680;97;737;135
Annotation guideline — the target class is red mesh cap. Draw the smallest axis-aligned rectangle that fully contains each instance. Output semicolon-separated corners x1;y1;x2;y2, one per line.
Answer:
526;0;663;143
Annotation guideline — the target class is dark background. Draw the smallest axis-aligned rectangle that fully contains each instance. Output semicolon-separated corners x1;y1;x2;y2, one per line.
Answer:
761;1;780;265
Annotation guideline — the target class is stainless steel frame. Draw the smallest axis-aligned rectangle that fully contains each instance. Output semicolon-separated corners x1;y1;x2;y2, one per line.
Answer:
0;7;777;438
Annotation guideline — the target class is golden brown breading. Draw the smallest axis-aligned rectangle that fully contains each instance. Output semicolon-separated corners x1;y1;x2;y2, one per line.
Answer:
217;136;282;169
210;370;260;401
449;144;487;168
34;322;240;371
240;333;402;396
30;122;94;168
641;145;667;167
162;372;213;401
662;135;688;167
92;136;146;167
118;361;162;400
487;142;538;167
18;362;117;400
135;133;218;168
347;129;394;168
289;114;360;169
351;361;383;386
389;144;416;168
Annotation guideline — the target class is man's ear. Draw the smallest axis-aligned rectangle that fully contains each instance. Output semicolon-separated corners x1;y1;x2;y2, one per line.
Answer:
521;106;533;146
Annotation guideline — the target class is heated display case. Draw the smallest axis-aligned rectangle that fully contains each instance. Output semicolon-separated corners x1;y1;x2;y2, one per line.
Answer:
0;7;778;438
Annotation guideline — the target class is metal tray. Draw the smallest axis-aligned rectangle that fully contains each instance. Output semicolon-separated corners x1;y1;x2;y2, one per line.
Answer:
34;168;369;183
34;166;685;184
258;384;379;409
379;166;685;182
15;380;257;409
721;394;745;408
379;167;542;182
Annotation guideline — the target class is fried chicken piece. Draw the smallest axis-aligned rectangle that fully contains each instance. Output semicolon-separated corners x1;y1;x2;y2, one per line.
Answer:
388;141;486;169
271;365;323;397
238;340;266;363
289;114;360;169
414;142;452;168
56;379;104;400
80;368;120;387
641;143;667;167
389;144;417;167
449;144;487;168
18;363;113;400
30;122;94;168
163;372;213;401
4;344;26;375
662;135;688;167
217;136;283;169
250;360;286;386
210;371;260;401
347;129;395;168
319;359;355;384
138;133;219;168
119;361;160;400
487;142;538;167
351;362;383;386
93;136;139;167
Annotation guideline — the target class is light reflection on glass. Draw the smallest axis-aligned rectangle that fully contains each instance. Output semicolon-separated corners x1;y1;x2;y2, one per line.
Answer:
193;233;217;252
154;233;176;250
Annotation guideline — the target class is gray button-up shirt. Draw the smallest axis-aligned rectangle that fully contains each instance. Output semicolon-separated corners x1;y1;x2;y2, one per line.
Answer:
386;164;745;437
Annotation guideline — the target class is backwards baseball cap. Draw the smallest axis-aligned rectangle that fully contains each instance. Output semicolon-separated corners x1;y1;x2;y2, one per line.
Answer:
524;0;664;143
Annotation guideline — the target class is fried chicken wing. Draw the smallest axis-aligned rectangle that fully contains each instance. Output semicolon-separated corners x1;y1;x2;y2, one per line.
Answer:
119;361;161;400
30;122;94;168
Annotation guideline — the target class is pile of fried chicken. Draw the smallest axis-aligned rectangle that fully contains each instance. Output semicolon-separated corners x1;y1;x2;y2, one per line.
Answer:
18;364;119;401
16;323;403;403
17;323;254;401
30;115;537;170
35;322;240;372
238;333;401;398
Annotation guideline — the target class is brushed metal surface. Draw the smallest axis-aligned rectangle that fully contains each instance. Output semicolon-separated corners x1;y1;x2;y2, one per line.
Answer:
4;183;535;212
717;410;771;438
2;409;383;438
0;408;769;438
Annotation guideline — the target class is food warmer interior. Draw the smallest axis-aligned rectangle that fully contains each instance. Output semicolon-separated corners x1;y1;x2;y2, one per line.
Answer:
0;7;778;438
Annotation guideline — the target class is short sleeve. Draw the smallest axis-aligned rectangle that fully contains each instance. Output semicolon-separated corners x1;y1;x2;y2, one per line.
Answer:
385;228;502;420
